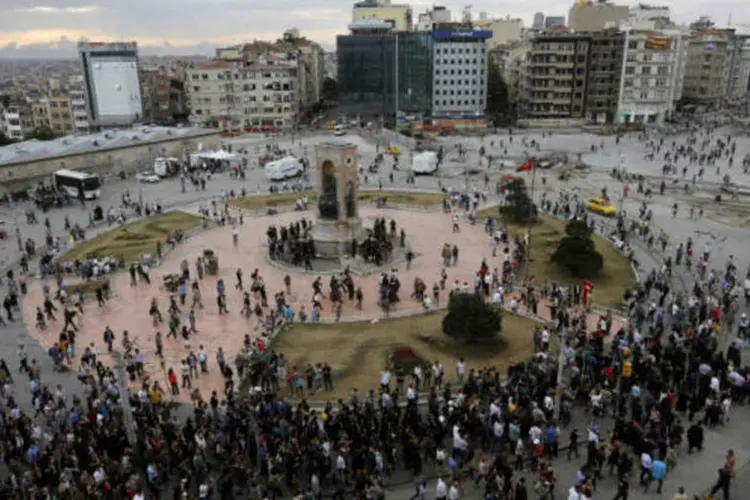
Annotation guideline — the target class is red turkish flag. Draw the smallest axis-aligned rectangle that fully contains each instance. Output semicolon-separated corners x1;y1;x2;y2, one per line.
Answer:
582;280;595;305
515;158;533;173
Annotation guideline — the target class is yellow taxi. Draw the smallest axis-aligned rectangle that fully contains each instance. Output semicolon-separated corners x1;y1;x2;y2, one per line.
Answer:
326;121;336;130
587;196;617;217
386;145;401;155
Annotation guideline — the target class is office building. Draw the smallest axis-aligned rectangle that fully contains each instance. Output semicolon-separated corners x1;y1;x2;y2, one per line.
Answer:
615;29;686;124
78;41;143;129
682;29;734;104
139;67;189;124
397;32;434;113
568;2;629;31
337;19;397;117
352;0;413;32
431;28;491;117
533;13;545;29
586;28;626;123
521;31;591;119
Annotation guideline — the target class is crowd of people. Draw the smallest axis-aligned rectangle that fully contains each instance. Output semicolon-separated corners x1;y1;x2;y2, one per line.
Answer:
1;119;749;500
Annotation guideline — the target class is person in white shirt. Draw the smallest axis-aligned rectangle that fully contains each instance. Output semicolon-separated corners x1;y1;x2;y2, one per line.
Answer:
435;477;447;499
448;483;460;500
640;452;653;486
529;425;542;443
456;359;466;385
541;328;551;351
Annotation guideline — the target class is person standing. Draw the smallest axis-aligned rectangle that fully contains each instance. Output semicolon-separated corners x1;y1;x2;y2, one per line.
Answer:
709;466;732;500
646;456;667;494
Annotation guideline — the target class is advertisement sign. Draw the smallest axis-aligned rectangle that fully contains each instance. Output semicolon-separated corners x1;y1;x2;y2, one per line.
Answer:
433;30;492;40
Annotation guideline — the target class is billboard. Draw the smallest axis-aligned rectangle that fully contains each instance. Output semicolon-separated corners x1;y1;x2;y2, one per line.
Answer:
90;60;142;119
433;30;492;40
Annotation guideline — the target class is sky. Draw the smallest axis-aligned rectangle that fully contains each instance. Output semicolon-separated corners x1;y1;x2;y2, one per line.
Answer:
0;0;746;58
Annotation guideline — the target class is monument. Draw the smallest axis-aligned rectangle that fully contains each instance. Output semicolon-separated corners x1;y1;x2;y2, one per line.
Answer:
311;141;363;258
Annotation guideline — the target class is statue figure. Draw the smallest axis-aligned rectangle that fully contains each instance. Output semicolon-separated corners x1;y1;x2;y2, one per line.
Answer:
345;181;356;218
319;161;338;219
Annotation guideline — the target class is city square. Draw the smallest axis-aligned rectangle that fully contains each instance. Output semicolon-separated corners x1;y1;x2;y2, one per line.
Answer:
3;2;750;496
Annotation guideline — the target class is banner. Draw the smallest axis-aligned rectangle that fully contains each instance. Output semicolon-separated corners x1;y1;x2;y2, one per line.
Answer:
645;35;670;50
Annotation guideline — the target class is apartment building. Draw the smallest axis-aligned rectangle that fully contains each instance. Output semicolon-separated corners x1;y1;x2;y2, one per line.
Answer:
727;36;750;100
585;29;625;123
31;100;50;129
615;29;686;124
186;53;300;131
416;6;451;32
568;2;629;31
47;95;73;135
0;100;34;140
682;29;735;105
68;88;90;134
521;31;591;119
473;17;523;49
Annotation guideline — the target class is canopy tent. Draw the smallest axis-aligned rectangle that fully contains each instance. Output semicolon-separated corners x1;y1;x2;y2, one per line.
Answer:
192;150;238;161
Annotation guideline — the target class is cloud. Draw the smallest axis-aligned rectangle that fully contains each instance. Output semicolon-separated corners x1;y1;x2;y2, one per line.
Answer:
0;0;746;58
17;5;98;14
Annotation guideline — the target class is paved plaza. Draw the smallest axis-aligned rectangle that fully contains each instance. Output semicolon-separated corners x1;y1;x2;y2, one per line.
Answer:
3;125;750;497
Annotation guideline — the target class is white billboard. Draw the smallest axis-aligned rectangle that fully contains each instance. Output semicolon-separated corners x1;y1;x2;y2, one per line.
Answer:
91;60;142;119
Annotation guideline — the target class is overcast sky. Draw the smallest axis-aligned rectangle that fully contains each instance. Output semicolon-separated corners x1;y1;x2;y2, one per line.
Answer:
0;0;746;57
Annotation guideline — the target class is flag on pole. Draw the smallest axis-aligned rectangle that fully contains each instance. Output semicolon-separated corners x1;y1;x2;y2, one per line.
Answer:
582;279;595;305
516;158;533;173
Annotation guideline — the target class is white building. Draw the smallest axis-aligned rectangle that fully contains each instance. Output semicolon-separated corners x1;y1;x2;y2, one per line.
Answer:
68;88;90;134
431;29;491;116
416;6;451;31
475;17;523;49
78;41;143;130
1;105;25;140
727;36;750;100
628;4;671;29
615;28;687;125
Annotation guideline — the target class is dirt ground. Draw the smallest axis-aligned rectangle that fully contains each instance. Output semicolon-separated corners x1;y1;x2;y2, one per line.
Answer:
273;311;538;400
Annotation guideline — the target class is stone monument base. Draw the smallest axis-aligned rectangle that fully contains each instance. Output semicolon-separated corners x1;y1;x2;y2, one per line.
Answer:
311;218;363;259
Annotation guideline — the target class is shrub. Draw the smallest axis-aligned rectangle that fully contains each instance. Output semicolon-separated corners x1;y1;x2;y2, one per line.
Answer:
442;293;502;342
551;219;604;278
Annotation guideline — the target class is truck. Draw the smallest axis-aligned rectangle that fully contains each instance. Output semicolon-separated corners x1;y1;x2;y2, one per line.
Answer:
265;156;304;181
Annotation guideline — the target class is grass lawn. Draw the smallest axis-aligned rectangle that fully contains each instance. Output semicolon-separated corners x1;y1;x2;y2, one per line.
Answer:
62;211;202;263
274;311;537;399
477;208;635;309
230;190;445;212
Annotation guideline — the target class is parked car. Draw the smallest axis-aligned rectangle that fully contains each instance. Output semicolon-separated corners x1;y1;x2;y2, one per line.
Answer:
587;196;616;217
136;171;161;183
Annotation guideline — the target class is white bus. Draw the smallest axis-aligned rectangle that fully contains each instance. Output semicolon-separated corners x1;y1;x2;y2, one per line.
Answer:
53;169;102;200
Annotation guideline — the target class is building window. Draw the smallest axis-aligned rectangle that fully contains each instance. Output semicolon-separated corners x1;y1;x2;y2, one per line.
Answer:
628;41;637;50
625;66;635;75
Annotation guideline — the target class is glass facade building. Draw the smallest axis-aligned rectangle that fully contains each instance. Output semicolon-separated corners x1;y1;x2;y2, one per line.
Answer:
396;32;434;114
337;34;396;117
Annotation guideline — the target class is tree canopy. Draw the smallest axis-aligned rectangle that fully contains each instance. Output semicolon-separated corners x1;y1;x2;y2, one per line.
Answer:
551;219;604;278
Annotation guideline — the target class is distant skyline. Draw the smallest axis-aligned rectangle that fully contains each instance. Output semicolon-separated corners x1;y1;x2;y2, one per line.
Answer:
0;0;746;59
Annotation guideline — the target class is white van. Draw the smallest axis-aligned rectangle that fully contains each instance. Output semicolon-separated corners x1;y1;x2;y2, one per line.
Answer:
411;151;438;174
265;156;304;181
334;124;346;136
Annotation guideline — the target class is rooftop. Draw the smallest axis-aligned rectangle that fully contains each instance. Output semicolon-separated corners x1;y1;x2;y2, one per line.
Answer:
0;126;216;167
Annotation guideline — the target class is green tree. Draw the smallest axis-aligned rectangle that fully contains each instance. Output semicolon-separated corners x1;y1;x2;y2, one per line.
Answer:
551;219;604;278
442;293;502;343
500;178;536;224
322;77;337;101
486;60;510;120
0;130;15;146
25;126;57;141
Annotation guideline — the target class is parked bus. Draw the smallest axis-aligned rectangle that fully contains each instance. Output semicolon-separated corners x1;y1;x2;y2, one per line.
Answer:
53;169;102;200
